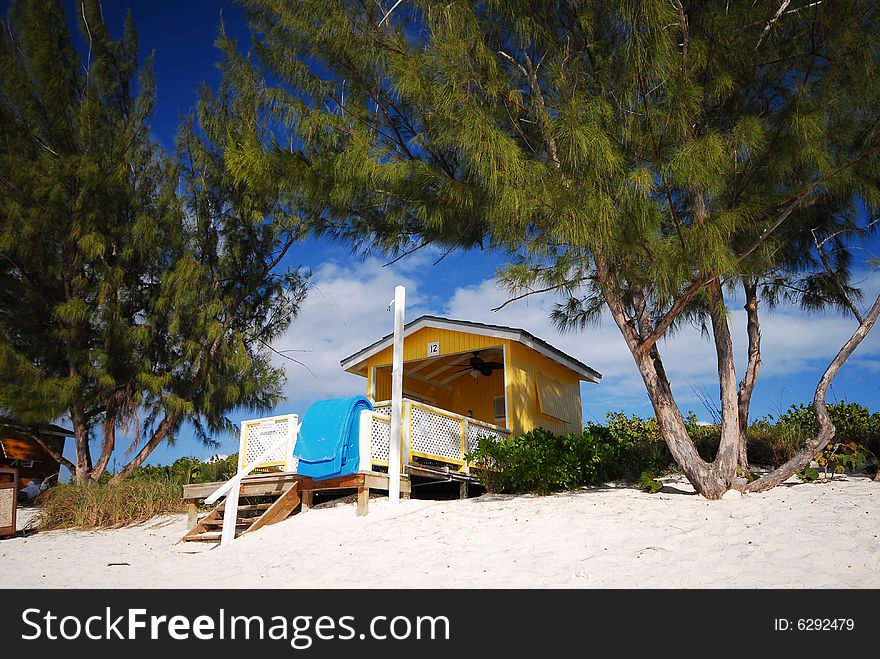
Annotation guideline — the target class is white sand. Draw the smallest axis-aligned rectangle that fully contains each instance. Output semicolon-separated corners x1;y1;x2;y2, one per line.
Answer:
2;475;878;588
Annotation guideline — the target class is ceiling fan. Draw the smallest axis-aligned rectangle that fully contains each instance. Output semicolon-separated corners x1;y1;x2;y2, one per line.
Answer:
454;350;503;379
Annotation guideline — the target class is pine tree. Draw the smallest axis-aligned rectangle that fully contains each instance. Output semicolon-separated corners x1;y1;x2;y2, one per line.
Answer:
0;0;181;482
223;0;880;498
0;0;308;483
110;75;309;481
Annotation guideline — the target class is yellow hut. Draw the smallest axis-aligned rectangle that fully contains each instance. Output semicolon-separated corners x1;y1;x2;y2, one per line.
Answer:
341;316;601;472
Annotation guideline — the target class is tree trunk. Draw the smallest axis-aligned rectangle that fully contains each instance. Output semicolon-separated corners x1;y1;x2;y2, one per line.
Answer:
736;280;761;474
70;403;92;485
594;255;728;498
707;280;739;482
744;292;880;492
110;412;179;482
27;430;76;477
89;414;116;482
643;355;730;499
110;333;223;482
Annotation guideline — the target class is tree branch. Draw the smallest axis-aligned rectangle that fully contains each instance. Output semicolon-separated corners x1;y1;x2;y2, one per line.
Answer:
744;290;880;492
737;279;762;470
382;240;431;267
737;188;813;262
377;0;404;27
638;275;714;354
642;162;868;354
673;0;689;72
90;416;115;481
0;251;39;289
491;276;593;312
812;227;864;323
706;279;740;477
756;1;792;51
254;335;316;377
498;50;561;170
24;430;76;475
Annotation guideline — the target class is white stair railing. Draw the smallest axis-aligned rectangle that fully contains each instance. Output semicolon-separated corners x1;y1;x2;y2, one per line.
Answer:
205;420;302;547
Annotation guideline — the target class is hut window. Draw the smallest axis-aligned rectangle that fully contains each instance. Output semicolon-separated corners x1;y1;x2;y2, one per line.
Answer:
536;374;569;422
493;396;506;424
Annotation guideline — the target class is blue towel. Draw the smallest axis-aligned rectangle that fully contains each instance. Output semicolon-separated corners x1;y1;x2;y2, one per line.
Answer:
294;395;372;480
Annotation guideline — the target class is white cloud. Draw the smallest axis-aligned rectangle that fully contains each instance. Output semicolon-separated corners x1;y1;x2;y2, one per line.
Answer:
271;254;436;412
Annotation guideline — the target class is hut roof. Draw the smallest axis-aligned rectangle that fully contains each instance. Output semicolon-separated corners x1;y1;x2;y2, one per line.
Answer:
340;315;602;383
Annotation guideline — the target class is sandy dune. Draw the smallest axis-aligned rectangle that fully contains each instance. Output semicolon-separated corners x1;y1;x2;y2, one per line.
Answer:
3;475;878;588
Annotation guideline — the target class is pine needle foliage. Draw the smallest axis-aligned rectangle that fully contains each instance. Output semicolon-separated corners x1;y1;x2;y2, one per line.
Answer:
0;0;180;482
220;1;879;315
221;1;880;497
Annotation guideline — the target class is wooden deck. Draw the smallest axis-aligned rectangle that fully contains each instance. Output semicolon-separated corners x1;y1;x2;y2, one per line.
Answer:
182;471;412;529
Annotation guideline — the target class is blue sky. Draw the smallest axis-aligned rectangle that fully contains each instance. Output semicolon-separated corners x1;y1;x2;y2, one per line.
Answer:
13;1;880;469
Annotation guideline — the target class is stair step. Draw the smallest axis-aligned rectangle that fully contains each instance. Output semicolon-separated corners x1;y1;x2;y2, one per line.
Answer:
235;503;274;511
209;510;263;519
182;530;245;543
184;532;222;542
181;480;299;544
202;519;252;527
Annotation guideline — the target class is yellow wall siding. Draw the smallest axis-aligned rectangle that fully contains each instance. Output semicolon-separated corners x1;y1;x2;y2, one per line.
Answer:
507;342;583;435
504;365;531;437
365;327;503;368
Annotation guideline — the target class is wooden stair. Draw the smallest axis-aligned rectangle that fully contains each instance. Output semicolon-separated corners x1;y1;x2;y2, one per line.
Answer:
182;481;301;543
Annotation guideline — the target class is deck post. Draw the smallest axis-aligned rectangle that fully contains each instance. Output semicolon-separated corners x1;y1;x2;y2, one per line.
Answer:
357;485;370;516
186;503;199;530
459;481;468;500
301;490;314;512
388;285;405;506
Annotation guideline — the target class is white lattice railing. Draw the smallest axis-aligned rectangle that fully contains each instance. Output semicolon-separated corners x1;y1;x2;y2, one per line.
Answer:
238;413;299;473
363;399;510;472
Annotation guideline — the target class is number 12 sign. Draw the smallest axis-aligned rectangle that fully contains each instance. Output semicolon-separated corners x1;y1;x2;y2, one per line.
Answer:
427;341;440;357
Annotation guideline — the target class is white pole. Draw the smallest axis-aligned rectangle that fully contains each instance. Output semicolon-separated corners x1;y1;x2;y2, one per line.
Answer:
388;285;405;505
219;484;240;547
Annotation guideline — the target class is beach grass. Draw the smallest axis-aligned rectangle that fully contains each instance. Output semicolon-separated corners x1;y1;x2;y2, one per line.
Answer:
38;479;187;530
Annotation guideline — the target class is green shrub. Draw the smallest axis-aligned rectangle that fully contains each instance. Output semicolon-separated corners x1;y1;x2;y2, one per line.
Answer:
467;428;610;495
660;403;880;469
795;439;871;483
467;402;880;496
777;402;880;458
744;419;802;467
127;454;239;486
744;402;880;469
599;412;673;477
638;471;664;493
38;479;187;530
796;466;820;482
467;421;676;495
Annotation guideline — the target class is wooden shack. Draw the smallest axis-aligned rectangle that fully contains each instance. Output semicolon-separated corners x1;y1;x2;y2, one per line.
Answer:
0;420;72;487
341;316;602;439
